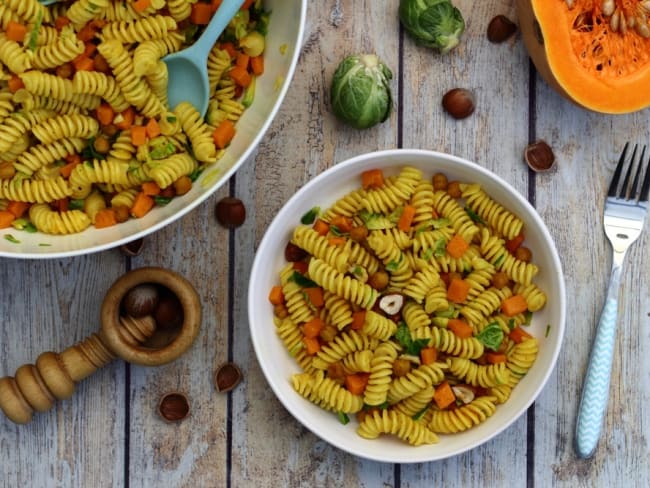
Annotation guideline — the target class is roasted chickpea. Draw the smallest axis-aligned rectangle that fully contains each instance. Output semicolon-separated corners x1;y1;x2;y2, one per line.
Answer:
173;175;192;196
392;358;411;377
113;205;130;223
93;53;110;73
327;362;346;381
432;172;448;191
273;303;288;319
447;181;462;198
102;124;118;137
93;135;110;154
447;271;463;282
55;63;73;79
491;271;510;289
368;270;389;290
349;225;369;242
514;246;533;263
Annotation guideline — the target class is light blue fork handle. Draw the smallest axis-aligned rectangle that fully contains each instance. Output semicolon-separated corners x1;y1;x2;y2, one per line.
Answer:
575;259;623;458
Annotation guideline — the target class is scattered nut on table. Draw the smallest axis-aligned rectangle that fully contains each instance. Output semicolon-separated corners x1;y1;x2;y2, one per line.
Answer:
214;362;242;393
442;88;475;119
158;392;190;422
216;197;246;228
487;15;517;43
524;140;556;172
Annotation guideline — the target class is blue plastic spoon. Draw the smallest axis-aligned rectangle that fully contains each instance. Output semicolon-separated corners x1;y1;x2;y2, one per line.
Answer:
163;0;245;117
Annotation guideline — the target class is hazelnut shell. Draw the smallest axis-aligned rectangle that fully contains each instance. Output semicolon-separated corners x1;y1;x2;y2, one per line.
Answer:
487;15;517;43
214;362;243;393
524;140;556;172
158;392;190;422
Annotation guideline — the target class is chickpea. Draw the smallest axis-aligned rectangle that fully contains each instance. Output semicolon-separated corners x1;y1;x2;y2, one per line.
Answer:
368;270;389;290
392;358;411;377
327;362;346;381
173;175;192;196
93;53;110;73
491;271;510;289
514;246;533;263
55;63;73;79
273;303;288;319
447;181;462;198
102;124;118;137
432;172;448;191
93;135;110;154
447;271;463;283
349;225;369;242
113;205;130;223
0;161;16;179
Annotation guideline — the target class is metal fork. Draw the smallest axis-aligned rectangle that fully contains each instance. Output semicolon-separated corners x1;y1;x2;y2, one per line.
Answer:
575;143;650;458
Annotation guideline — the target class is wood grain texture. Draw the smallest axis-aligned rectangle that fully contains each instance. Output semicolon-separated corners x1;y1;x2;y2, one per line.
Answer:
1;0;649;486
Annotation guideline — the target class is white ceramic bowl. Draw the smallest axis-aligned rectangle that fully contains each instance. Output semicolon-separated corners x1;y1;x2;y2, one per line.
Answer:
0;1;307;259
249;149;566;463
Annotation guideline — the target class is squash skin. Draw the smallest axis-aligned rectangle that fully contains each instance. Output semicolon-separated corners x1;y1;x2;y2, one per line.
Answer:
516;0;650;114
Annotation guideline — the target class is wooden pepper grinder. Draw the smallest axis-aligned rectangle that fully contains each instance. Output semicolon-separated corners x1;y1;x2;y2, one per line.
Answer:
0;267;201;424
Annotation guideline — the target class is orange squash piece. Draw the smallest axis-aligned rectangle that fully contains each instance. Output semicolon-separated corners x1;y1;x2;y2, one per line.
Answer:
517;0;650;113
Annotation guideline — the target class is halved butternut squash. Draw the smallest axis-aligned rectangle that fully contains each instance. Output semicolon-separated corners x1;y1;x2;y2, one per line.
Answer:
517;0;650;114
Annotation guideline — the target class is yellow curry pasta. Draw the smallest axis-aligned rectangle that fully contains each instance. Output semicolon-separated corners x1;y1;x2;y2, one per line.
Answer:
269;166;547;446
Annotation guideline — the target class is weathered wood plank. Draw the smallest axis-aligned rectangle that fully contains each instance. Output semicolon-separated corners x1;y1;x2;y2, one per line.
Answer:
533;78;650;487
126;190;231;487
400;0;533;484
229;0;400;485
0;255;126;487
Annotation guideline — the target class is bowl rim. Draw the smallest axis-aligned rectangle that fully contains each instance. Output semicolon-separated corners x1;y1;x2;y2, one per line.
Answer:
248;148;567;463
0;1;308;260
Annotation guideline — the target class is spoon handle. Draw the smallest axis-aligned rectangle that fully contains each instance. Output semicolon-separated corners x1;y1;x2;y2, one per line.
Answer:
193;0;247;55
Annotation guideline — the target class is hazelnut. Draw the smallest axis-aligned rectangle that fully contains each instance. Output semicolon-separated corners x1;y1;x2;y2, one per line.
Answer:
487;15;517;43
120;238;144;256
524;140;556;172
154;290;184;330
442;88;475;119
214;362;242;393
378;293;404;315
123;284;159;318
452;385;475;404
216;196;246;228
158;392;190;422
284;242;307;262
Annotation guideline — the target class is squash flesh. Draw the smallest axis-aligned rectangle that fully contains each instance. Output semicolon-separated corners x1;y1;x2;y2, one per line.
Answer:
523;0;650;113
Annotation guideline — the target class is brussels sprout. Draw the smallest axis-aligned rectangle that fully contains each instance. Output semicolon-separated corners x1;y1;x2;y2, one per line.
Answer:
330;54;393;130
399;0;465;54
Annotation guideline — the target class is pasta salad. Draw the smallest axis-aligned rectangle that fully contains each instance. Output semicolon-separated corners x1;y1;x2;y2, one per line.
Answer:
0;0;268;235
268;165;546;446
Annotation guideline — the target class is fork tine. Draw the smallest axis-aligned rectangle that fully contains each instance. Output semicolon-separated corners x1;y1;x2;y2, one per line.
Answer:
628;145;646;200
608;142;630;197
639;149;650;203
618;144;637;199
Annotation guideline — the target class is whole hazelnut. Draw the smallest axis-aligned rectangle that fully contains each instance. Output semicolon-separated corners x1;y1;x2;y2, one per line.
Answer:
442;88;475;119
487;15;517;43
524;140;556;172
158;392;190;422
154;290;184;330
120;237;144;256
216;196;246;228
123;284;159;318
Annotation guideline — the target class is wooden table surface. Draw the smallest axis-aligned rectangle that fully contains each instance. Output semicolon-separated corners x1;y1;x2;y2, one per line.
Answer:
2;1;649;486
